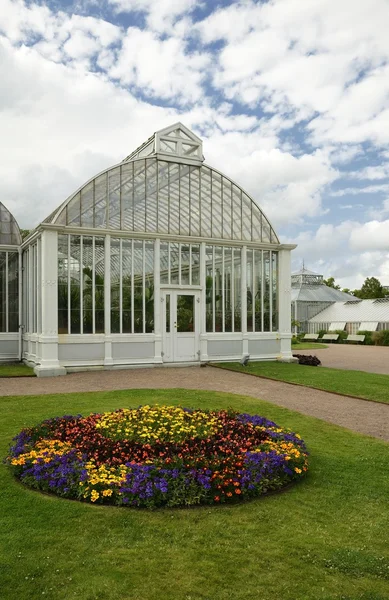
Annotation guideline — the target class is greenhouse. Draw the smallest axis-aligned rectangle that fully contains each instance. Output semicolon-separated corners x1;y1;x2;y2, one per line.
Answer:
1;123;295;375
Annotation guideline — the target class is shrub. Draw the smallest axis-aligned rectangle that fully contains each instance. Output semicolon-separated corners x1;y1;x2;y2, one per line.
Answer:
357;330;374;345
372;330;389;346
329;329;348;343
293;354;321;366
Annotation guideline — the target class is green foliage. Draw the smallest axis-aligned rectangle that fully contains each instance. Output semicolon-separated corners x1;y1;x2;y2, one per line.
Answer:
357;330;374;345
19;229;31;240
329;329;348;343
323;276;340;289
353;277;386;299
372;330;389;346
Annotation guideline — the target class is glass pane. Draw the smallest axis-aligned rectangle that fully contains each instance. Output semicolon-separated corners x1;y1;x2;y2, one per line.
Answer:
108;167;121;229
133;161;146;232
200;167;212;237
272;252;278;331
214;246;223;331
189;167;200;236
179;164;190;235
246;249;254;332
133;240;143;333
160;242;169;284
0;252;6;332
81;182;94;227
191;244;200;285
169;163;180;235
144;241;154;333
145;159;158;233
263;250;271;331
177;295;194;332
122;239;132;334
224;247;233;333
205;245;214;332
181;244;190;285
8;252;19;332
166;294;170;333
234;248;242;332
254;250;263;332
170;243;179;285
94;237;105;334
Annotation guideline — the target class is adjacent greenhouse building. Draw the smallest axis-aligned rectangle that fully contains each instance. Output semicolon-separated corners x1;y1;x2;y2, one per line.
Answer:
0;123;295;375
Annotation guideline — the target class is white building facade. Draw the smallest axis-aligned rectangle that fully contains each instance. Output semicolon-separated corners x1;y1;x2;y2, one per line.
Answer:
1;124;296;375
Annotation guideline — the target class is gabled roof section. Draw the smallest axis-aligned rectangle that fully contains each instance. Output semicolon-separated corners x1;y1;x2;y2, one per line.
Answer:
0;202;22;246
123;122;204;166
309;299;389;324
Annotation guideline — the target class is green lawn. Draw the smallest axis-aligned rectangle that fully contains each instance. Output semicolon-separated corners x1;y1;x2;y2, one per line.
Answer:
216;362;389;405
292;342;328;350
1;388;388;600
0;363;35;378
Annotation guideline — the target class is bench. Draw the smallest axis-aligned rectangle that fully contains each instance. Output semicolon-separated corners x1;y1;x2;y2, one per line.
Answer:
345;334;365;344
320;334;339;343
302;333;319;341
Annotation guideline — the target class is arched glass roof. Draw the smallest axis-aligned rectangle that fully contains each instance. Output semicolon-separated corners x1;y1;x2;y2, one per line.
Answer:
46;124;279;244
0;202;22;245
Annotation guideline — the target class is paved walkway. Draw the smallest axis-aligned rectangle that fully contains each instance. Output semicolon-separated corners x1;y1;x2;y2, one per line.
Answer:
1;366;388;442
296;344;389;374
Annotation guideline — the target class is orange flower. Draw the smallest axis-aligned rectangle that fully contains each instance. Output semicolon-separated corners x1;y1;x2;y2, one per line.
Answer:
214;496;220;502
235;489;242;495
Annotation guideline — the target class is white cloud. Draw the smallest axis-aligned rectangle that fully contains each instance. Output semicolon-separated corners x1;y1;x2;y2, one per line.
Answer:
198;0;389;146
349;220;389;251
109;27;210;104
108;0;197;33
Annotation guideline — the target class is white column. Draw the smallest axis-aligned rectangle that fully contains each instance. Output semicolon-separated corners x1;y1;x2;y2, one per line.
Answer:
200;242;208;362
154;239;163;363
104;234;113;366
241;246;248;357
35;230;66;376
278;248;296;362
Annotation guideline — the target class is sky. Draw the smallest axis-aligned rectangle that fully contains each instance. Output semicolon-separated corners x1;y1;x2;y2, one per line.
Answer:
1;0;389;289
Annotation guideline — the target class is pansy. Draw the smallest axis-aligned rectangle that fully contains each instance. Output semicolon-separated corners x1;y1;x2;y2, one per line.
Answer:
5;406;308;508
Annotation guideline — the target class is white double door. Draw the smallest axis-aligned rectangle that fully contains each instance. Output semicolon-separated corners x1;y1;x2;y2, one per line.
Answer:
161;289;200;362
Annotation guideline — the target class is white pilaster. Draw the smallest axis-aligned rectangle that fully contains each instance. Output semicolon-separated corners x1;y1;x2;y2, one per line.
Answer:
35;230;66;376
278;249;296;362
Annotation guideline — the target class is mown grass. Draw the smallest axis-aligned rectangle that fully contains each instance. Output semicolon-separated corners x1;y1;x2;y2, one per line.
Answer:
0;363;35;378
216;362;389;405
1;388;388;600
292;342;328;350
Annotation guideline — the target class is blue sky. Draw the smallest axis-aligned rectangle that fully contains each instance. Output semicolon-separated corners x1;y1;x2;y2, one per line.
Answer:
1;0;389;288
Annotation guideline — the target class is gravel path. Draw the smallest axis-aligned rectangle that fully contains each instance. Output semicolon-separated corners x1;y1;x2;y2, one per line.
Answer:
1;366;388;442
295;344;389;374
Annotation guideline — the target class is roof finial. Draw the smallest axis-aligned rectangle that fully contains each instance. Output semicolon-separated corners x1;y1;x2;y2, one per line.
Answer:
302;258;305;271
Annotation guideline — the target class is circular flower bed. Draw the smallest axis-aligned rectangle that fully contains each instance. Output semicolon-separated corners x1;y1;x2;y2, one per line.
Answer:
6;405;308;508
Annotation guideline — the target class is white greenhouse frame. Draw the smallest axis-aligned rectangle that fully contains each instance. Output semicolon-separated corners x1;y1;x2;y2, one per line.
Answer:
0;124;296;375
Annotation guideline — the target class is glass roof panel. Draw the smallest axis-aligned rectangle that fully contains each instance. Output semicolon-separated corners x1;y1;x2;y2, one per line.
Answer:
0;202;22;246
48;125;279;244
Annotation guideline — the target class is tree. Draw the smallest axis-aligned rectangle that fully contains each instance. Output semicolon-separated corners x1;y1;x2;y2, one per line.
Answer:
323;276;340;290
353;277;386;299
20;229;31;240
